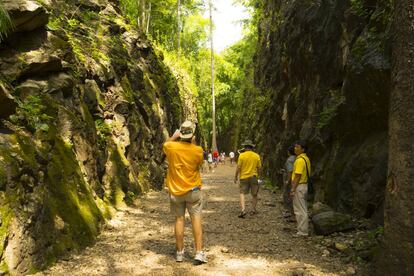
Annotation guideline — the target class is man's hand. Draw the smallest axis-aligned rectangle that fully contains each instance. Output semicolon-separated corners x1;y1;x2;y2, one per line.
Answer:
166;129;181;142
172;129;181;139
234;178;238;184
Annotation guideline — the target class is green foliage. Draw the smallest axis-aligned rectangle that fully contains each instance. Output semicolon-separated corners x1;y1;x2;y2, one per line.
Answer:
120;0;206;54
316;91;345;129
0;204;12;273
9;95;53;134
95;119;111;149
368;226;384;240
0;5;13;42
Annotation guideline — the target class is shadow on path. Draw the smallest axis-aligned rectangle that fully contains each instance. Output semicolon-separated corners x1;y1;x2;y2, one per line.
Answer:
39;165;358;275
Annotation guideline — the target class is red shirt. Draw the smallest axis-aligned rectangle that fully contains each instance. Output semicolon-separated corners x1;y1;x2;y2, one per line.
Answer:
213;150;219;158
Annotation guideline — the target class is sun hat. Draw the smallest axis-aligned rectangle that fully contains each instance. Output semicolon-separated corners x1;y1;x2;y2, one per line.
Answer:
241;139;255;148
179;120;195;139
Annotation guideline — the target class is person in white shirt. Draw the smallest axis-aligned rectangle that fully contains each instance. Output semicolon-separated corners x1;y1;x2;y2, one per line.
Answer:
229;151;235;165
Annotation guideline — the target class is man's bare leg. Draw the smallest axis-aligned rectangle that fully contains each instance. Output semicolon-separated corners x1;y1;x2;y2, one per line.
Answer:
240;193;246;212
252;195;258;212
190;215;203;252
175;216;185;251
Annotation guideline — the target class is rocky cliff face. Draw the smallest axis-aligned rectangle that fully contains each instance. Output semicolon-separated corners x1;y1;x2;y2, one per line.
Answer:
251;0;391;222
0;0;186;274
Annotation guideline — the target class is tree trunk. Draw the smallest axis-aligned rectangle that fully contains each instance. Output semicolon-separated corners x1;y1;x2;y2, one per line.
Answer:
177;0;181;54
379;0;414;274
146;2;151;34
209;0;217;151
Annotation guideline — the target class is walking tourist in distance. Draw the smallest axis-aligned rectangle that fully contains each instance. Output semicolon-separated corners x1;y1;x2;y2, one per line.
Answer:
290;140;311;237
213;149;219;167
207;150;213;172
282;145;296;218
229;151;235;165
163;121;207;264
234;140;262;218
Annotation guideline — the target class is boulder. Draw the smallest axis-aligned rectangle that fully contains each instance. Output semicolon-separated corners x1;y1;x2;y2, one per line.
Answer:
2;0;49;33
0;82;16;119
311;202;333;217
312;211;355;235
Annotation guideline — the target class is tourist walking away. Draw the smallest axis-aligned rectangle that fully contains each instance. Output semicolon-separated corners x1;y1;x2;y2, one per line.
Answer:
163;121;207;264
229;151;235;165
207;150;213;172
213;149;219;167
202;150;208;172
234;140;262;218
220;152;226;164
282;145;295;218
290;140;311;237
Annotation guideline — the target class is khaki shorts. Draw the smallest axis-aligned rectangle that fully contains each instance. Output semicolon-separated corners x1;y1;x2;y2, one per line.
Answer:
170;189;203;217
240;176;259;195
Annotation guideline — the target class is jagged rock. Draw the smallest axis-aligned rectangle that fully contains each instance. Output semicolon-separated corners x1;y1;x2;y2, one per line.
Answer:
253;0;390;224
0;50;62;81
0;0;186;274
83;79;103;112
2;0;49;33
14;73;74;99
21;51;62;78
79;0;108;11
0;82;16;119
312;211;355;235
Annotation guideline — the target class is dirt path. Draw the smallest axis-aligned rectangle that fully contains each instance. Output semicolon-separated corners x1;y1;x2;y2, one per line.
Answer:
38;164;358;275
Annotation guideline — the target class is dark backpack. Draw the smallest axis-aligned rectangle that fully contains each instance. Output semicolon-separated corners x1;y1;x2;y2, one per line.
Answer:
299;157;314;195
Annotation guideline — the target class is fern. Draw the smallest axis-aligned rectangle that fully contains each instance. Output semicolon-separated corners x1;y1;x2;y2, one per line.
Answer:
0;5;13;42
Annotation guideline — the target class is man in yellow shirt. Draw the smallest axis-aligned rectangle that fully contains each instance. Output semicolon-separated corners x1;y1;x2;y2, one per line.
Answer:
234;140;262;218
290;140;311;237
163;121;206;264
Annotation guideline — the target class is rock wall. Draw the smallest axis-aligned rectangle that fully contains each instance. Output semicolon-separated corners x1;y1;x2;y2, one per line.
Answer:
0;0;186;274
250;0;391;222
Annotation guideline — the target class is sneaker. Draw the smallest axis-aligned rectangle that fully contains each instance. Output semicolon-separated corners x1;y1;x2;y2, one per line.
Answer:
238;211;247;218
194;251;207;265
176;250;185;262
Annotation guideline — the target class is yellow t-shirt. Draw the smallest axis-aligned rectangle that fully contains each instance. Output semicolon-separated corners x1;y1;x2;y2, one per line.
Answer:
163;141;203;196
237;150;261;180
292;153;311;183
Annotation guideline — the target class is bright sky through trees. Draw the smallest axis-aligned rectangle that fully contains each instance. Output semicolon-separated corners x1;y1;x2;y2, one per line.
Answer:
208;0;249;53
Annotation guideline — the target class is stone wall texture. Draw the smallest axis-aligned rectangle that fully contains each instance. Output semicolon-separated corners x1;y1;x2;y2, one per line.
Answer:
0;0;187;273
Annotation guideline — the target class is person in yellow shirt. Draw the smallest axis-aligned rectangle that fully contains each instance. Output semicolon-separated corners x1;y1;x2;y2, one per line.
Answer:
163;121;206;264
233;140;262;218
290;140;311;237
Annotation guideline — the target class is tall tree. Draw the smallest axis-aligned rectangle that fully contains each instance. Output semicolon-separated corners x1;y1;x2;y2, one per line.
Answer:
379;0;414;274
177;0;181;55
209;0;217;151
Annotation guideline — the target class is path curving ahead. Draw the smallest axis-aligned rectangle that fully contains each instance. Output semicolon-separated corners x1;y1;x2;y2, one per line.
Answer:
38;164;356;275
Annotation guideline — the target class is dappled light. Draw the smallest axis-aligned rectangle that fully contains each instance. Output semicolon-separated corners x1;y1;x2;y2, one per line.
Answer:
38;165;357;275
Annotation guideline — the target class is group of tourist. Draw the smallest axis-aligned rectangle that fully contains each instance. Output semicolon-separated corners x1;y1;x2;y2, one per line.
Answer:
163;120;311;265
202;150;235;172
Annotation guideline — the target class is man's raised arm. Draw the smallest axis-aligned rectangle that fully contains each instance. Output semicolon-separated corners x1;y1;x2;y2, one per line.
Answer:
166;129;181;142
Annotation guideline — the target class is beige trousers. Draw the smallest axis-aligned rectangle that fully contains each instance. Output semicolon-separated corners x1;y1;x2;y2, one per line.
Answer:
293;184;309;235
